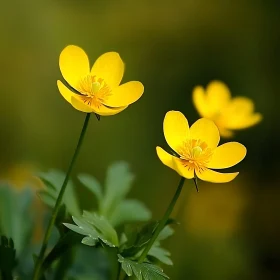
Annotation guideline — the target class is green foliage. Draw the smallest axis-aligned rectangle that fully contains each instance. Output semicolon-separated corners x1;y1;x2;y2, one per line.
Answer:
118;255;169;280
64;211;119;248
38;163;151;228
37;169;80;217
0;236;16;280
68;246;109;280
62;163;175;279
78;174;103;207
35;163;155;279
0;185;33;254
0;162;174;279
42;231;82;271
148;226;174;266
148;247;172;266
121;222;158;257
78;161;151;227
121;224;174;266
61;162;174;280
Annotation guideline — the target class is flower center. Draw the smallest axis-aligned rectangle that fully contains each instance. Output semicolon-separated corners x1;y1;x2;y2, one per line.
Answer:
177;139;213;172
77;75;112;108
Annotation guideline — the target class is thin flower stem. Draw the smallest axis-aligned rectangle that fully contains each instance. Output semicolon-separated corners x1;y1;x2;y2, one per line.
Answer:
138;176;185;263
193;176;199;192
33;113;91;280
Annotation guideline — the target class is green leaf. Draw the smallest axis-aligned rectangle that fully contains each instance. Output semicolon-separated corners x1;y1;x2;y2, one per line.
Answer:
134;222;158;249
83;211;119;247
81;236;98;246
146;225;174;266
0;185;33;254
109;199;151;227
78;174;103;204
37;170;80;217
156;225;174;242
100;161;134;219
121;224;174;266
64;212;119;248
78;163;150;227
73;216;98;234
0;236;16;279
64;216;98;237
63;223;88;236
148;247;173;266
118;255;169;280
121;222;158;256
121;259;133;276
37;190;56;208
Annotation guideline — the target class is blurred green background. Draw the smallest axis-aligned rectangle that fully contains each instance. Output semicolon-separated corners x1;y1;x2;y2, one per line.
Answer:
0;0;279;279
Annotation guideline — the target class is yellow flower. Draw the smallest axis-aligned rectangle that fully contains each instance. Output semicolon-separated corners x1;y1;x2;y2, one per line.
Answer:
57;45;144;115
192;81;262;137
156;111;246;183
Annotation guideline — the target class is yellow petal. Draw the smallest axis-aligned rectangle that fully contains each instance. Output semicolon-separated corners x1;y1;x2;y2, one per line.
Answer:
192;86;211;117
71;96;93;113
156;146;176;171
103;81;144;107
96;105;127;116
218;126;234;138
224;113;262;130
196;168;239;183
206;81;231;111
91;52;124;88
190;118;220;149
219;97;262;130
59;45;90;90
57;80;76;103
163;111;189;153
71;96;127;116
228;97;255;114
207;142;246;169
173;157;195;179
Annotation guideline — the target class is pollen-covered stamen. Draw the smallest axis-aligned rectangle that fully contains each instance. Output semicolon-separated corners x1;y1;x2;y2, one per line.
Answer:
77;75;112;108
177;139;213;172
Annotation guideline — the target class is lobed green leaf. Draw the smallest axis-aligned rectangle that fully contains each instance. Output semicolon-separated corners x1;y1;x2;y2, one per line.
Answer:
118;254;169;280
110;199;151;227
78;174;103;205
101;161;134;219
38;170;80;217
64;212;119;248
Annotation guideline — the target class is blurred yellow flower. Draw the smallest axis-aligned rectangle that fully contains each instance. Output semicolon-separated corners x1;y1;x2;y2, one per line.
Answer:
1;163;39;192
57;45;144;115
0;164;45;243
156;111;246;183
192;81;262;137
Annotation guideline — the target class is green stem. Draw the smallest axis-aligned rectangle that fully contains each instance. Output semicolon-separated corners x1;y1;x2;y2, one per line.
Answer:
138;177;185;263
33;113;91;280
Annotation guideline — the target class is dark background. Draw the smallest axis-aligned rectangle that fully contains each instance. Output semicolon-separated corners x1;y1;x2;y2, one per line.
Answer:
0;0;279;279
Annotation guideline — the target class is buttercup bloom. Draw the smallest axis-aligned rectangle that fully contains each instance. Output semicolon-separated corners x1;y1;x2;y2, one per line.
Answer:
57;45;144;115
193;81;262;137
156;111;247;183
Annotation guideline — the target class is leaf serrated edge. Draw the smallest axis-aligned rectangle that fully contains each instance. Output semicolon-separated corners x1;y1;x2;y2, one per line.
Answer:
118;254;169;280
